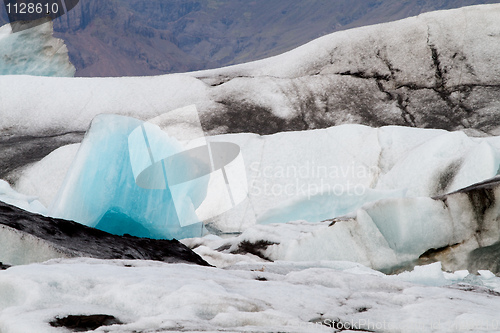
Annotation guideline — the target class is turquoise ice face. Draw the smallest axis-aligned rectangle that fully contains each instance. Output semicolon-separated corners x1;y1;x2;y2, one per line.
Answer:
128;121;209;229
50;114;208;240
49;109;249;240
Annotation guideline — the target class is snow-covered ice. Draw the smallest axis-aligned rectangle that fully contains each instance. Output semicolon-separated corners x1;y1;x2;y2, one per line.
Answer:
22;123;500;224
1;4;500;333
9;117;500;272
14;144;79;208
1;258;500;333
0;180;47;215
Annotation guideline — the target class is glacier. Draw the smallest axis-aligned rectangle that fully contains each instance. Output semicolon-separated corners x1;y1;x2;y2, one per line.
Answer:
3;4;500;189
1;4;500;146
2;4;500;332
15;116;500;273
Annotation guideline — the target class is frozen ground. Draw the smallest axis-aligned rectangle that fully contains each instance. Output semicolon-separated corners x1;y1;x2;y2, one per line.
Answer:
1;258;500;333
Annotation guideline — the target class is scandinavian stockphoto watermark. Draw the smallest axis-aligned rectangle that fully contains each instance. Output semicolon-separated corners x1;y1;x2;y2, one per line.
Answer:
292;318;500;332
127;105;248;228
249;160;378;199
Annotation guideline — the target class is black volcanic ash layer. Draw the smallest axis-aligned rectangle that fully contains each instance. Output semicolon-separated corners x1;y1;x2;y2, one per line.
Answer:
0;200;210;266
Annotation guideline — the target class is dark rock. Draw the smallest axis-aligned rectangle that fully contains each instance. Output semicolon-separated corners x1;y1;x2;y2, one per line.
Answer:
469;242;500;274
233;240;277;261
0;200;210;266
50;314;122;332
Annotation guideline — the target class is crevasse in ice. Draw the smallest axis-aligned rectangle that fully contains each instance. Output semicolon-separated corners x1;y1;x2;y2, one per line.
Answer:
50;114;208;239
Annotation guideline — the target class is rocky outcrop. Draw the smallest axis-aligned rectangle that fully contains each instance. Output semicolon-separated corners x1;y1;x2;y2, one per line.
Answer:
0;200;210;266
0;0;492;77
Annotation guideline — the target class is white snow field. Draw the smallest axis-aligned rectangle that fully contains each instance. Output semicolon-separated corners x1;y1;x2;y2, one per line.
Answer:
1;258;500;333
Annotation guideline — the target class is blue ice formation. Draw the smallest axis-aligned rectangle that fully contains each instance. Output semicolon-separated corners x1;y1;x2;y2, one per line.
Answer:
50;114;208;239
257;187;406;225
0;21;75;76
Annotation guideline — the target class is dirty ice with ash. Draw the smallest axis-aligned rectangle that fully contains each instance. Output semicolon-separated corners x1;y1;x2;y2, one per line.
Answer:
2;4;500;333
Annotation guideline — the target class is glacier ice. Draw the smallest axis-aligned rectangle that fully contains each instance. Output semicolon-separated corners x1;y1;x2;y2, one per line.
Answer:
21;122;500;229
0;180;47;215
14;144;80;208
2;258;500;333
11;115;500;270
192;176;500;272
0;21;74;76
257;187;406;225
128;106;249;225
1;5;500;142
50;114;208;240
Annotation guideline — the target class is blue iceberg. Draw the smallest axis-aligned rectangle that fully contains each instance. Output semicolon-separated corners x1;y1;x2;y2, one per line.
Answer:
50;114;209;239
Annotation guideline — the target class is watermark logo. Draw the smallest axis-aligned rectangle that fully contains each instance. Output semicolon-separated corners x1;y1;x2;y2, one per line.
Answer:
292;318;500;332
249;160;378;199
3;0;79;32
128;105;248;227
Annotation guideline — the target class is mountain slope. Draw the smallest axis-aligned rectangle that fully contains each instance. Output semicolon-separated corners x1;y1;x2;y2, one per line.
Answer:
1;0;498;76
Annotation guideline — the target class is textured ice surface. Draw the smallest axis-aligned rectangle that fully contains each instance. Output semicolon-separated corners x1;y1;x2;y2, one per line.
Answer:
207;125;500;232
1;258;500;333
0;74;209;137
187;175;500;273
1;5;500;140
50;115;207;240
0;21;74;76
0;180;46;215
11;120;500;273
14;144;80;208
18;123;500;235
